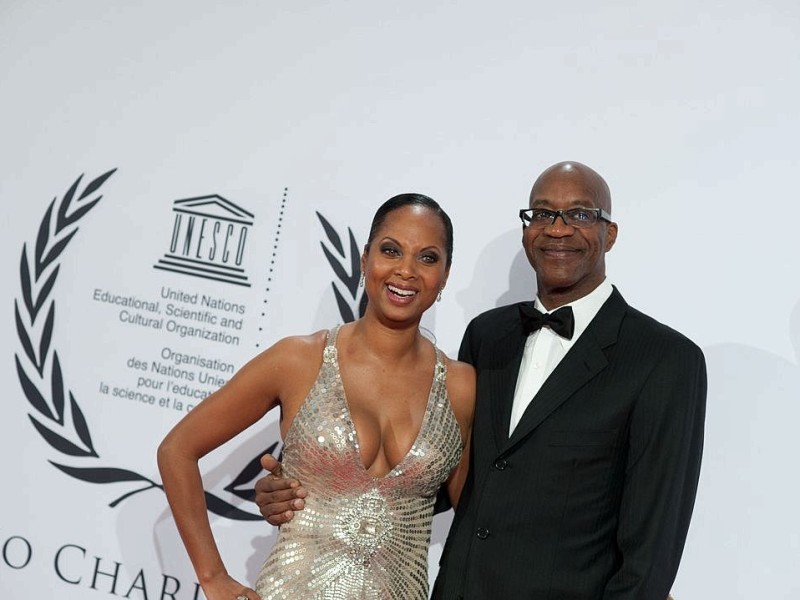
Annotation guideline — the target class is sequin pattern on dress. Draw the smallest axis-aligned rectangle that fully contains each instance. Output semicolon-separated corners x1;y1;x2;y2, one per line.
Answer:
255;325;463;599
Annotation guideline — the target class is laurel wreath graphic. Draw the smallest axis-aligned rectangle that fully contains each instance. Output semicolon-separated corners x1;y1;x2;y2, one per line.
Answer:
317;211;366;322
15;170;270;521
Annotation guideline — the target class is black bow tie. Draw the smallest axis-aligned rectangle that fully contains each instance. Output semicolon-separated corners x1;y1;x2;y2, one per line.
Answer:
519;303;575;340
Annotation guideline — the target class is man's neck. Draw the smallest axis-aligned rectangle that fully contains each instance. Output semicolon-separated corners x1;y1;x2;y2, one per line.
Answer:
537;278;608;311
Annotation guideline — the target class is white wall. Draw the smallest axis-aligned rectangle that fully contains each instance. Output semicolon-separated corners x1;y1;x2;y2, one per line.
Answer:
1;1;798;598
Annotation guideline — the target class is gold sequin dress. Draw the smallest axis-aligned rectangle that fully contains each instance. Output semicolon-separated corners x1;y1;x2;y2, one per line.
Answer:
255;325;463;599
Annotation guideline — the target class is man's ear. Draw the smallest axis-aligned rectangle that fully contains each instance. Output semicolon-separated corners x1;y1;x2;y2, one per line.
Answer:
605;222;618;252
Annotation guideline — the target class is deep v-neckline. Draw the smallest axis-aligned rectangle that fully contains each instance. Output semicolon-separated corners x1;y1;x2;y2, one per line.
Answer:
329;325;443;480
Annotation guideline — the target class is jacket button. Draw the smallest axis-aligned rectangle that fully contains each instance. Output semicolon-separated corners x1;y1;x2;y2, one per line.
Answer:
494;459;507;470
476;527;490;539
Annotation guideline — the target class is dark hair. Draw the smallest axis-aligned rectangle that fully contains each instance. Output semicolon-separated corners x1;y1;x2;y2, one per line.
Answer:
365;193;454;268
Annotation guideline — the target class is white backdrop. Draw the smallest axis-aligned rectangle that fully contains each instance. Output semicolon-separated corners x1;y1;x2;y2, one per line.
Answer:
1;1;799;598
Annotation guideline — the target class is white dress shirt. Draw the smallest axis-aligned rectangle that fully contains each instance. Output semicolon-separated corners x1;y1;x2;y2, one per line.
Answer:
508;280;614;435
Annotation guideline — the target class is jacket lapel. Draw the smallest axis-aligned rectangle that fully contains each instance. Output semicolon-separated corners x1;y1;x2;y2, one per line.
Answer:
485;311;529;451
501;288;628;453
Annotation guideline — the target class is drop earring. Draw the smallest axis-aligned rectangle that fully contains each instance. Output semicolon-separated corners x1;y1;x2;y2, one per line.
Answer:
437;288;443;302
359;271;365;287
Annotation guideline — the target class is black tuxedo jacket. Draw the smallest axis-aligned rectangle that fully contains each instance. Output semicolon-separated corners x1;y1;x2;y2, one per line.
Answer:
433;288;706;600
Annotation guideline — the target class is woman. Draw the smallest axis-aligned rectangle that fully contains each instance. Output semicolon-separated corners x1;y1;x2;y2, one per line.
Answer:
157;193;475;600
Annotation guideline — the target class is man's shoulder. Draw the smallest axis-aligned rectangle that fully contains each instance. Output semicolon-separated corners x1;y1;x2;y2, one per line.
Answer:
620;301;703;355
459;303;525;363
467;303;524;330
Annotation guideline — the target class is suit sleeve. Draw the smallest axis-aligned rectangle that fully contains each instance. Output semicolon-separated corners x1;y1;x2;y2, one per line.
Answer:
603;340;707;600
457;318;478;365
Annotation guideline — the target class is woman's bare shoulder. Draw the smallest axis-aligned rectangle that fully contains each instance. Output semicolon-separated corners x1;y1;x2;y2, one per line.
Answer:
446;357;475;388
238;329;330;376
443;355;476;426
271;329;329;355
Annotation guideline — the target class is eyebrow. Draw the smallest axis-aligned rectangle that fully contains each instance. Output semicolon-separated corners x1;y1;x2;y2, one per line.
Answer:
379;236;443;253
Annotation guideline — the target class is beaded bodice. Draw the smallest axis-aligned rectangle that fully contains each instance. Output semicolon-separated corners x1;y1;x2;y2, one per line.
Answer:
256;325;463;599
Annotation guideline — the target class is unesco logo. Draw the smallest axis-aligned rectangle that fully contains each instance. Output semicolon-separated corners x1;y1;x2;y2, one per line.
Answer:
154;195;254;287
14;172;271;520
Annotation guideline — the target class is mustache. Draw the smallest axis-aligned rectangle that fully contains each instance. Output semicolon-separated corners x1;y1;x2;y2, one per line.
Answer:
536;244;582;251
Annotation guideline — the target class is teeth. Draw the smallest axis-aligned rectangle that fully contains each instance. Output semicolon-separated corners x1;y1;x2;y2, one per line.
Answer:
387;284;416;297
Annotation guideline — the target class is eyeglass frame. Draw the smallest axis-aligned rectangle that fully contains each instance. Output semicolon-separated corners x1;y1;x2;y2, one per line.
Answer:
518;207;613;229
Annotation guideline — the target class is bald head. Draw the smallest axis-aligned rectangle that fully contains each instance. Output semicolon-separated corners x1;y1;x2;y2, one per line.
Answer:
524;160;618;308
531;161;612;213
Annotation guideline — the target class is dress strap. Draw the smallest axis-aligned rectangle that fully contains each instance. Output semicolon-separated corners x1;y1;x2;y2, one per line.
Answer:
322;324;342;364
430;346;448;409
433;346;447;383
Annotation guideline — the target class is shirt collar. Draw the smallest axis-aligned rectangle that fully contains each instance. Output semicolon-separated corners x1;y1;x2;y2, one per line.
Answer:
534;279;613;344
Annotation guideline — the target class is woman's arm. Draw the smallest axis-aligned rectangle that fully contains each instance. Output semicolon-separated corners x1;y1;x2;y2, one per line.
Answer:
443;359;476;509
156;336;313;600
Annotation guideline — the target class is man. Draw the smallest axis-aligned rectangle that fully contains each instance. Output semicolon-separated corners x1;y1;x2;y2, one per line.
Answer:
256;161;707;599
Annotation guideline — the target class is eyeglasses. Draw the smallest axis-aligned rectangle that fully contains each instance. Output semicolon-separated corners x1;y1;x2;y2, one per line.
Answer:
519;207;612;229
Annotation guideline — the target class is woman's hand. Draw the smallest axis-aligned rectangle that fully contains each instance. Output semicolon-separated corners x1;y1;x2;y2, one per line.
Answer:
200;572;261;600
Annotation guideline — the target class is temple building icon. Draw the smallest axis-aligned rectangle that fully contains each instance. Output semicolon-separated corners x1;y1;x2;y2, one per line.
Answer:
154;195;254;287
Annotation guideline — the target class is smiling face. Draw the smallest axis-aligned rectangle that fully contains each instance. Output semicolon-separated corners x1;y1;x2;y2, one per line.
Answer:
361;204;450;326
523;162;618;308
